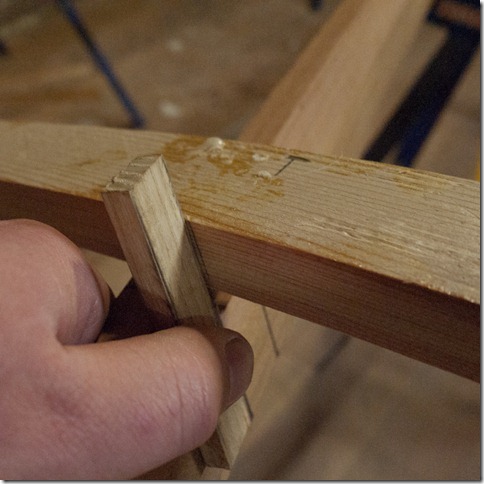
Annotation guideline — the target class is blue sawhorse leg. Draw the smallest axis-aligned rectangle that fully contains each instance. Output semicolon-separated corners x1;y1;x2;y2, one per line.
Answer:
56;0;144;128
364;0;479;167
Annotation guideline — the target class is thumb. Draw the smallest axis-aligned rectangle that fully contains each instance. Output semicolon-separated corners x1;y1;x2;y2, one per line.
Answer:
56;326;252;479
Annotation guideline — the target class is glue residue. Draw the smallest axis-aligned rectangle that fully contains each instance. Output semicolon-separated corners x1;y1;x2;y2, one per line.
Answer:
256;170;273;180
252;153;268;162
203;137;225;151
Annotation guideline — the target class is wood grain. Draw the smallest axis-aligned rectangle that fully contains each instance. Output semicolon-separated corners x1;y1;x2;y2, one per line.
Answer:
227;0;439;423
0;120;479;381
102;155;251;470
239;0;433;157
103;155;219;325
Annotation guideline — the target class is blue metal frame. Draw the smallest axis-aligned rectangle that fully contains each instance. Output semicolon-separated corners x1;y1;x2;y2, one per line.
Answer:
56;0;144;128
364;0;480;167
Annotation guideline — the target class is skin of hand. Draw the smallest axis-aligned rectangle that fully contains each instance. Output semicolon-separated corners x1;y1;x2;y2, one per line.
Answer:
0;219;253;480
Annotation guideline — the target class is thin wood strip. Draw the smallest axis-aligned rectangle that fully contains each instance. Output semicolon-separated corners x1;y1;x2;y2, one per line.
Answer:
103;155;219;325
0;121;479;380
102;155;250;469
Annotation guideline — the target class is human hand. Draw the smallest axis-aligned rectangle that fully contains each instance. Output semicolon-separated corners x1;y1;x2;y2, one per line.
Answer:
0;219;253;479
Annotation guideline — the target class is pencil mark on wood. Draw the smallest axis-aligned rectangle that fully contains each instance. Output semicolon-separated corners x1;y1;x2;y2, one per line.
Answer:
274;155;310;177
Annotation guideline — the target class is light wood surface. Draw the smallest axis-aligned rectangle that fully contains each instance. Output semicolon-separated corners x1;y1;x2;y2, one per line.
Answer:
103;155;251;471
239;0;432;158
103;155;220;325
0;120;479;381
232;0;449;411
221;3;459;468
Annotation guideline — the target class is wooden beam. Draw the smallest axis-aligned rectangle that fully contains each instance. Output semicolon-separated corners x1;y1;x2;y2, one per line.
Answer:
234;0;437;408
0;121;479;381
239;0;433;157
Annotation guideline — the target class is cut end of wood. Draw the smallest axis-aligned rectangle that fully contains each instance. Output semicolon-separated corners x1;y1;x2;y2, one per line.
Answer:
105;155;161;192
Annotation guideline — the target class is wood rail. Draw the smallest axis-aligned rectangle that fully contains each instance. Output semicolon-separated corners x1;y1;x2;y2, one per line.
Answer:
0;120;479;381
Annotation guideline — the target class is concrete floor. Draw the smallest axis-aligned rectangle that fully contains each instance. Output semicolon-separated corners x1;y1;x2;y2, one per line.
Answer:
0;0;480;480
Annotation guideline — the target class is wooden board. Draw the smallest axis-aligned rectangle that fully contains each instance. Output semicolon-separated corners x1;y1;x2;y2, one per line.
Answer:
0;121;479;381
234;0;438;410
239;0;433;158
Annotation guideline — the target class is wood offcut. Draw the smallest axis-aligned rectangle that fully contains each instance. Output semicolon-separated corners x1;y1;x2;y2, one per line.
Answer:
103;154;251;471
